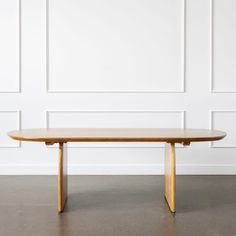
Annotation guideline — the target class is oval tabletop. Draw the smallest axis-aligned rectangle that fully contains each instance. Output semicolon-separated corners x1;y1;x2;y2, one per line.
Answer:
8;128;226;143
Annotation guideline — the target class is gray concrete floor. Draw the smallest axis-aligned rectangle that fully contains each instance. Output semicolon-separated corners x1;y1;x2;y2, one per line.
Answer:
0;176;236;236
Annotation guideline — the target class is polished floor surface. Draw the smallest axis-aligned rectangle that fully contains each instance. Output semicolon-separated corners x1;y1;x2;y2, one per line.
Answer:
0;175;236;236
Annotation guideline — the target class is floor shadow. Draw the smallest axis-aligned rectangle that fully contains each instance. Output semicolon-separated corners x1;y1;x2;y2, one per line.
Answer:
64;176;236;214
66;186;164;212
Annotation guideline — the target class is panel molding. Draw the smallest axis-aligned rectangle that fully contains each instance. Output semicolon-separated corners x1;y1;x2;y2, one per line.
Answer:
0;110;21;148
0;0;21;93
210;0;236;93
209;0;214;92
46;110;185;148
46;0;186;93
210;110;236;148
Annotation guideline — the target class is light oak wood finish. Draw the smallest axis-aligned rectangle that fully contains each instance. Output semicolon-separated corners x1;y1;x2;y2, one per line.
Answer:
8;128;226;213
164;143;176;213
8;128;226;143
57;142;68;213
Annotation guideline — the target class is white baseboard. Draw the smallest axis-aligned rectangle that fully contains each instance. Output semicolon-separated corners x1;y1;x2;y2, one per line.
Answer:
0;164;236;175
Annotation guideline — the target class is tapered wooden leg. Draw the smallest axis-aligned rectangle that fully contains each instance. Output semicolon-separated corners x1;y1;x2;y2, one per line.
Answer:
164;142;176;213
58;142;68;213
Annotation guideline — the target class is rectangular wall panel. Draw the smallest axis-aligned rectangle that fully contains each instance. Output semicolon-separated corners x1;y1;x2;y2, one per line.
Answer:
0;0;20;92
211;111;236;147
1;0;236;175
47;0;185;92
46;110;185;147
0;111;20;147
211;0;236;92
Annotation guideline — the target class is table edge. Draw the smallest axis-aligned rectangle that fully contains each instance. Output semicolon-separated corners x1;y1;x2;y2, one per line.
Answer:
8;129;226;143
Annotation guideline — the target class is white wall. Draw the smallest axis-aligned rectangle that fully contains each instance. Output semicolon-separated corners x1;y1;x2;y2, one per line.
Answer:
0;0;236;175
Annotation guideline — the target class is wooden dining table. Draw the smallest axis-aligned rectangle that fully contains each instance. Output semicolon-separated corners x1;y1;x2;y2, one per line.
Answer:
8;128;226;213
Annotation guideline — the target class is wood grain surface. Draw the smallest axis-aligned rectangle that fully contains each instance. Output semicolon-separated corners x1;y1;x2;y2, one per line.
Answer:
58;142;67;213
164;143;176;213
8;128;226;143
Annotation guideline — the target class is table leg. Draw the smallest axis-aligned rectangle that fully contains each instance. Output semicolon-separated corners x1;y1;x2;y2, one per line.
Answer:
58;142;68;213
164;142;176;213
